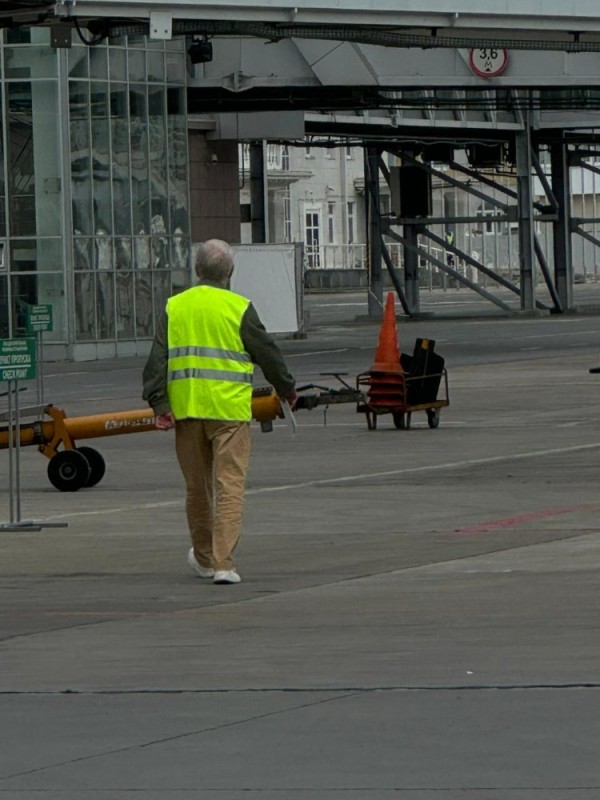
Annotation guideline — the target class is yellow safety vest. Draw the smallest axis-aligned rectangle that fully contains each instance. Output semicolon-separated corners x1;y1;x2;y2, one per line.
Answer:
166;285;254;421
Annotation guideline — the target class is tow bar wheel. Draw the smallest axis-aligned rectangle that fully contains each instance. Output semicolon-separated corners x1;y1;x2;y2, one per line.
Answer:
47;450;92;492
76;446;106;488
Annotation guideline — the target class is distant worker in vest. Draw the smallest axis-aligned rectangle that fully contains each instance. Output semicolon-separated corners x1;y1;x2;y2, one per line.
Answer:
143;239;297;585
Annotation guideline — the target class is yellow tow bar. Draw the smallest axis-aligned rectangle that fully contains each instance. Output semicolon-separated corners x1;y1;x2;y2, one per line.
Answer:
0;388;284;492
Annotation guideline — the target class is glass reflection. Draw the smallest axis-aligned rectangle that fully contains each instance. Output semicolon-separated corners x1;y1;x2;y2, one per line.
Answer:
134;271;153;336
75;272;96;339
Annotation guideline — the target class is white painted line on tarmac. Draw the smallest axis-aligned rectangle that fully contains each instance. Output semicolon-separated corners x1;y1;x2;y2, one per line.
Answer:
42;440;600;522
287;348;348;358
519;331;594;340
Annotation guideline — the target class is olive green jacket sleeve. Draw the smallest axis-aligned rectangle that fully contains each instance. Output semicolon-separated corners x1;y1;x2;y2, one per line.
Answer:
240;303;296;400
142;300;296;414
141;311;170;415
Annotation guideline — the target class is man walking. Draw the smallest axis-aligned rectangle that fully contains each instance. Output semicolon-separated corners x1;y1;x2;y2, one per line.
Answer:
143;239;296;584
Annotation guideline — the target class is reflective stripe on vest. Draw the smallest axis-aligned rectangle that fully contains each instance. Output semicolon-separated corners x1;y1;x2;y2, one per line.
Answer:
166;285;254;421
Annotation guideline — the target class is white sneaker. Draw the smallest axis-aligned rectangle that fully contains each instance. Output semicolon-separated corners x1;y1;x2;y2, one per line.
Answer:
213;569;241;584
187;548;214;578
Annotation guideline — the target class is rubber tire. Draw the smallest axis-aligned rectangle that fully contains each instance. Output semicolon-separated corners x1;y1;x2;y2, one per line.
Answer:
427;409;440;429
47;450;92;492
392;412;406;430
76;446;106;488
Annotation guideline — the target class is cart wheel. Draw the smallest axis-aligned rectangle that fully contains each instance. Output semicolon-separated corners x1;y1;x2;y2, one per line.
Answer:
76;446;106;488
392;412;406;430
427;409;440;429
47;450;92;492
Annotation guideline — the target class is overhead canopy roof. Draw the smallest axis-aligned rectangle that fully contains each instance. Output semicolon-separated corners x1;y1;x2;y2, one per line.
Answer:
47;1;600;33
2;2;599;51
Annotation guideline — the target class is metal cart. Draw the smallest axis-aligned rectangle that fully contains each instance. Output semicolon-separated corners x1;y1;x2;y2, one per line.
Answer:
356;338;450;431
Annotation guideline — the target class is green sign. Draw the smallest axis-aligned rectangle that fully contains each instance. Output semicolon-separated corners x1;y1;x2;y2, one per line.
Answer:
25;304;53;333
0;338;37;381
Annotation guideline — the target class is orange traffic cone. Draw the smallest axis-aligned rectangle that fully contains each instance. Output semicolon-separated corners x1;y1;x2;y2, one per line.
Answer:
366;292;406;410
369;292;403;374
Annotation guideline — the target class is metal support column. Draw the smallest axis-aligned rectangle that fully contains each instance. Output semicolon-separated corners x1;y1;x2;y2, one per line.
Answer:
404;225;420;313
249;141;267;243
551;139;573;310
365;147;383;318
515;122;536;310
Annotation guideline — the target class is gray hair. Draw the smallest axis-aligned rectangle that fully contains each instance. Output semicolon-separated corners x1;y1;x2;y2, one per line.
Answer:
195;239;235;285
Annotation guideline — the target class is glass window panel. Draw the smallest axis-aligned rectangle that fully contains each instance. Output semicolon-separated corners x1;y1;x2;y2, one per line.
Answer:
35;238;63;271
74;236;93;270
115;237;132;270
31;271;66;341
150;229;169;270
68;46;89;78
74;272;97;339
70;82;93;235
11;273;37;334
10;239;37;272
4;46;57;79
148;87;168;231
10;271;66;341
133;235;151;270
0;275;9;338
152;271;170;324
7;81;62;238
89;46;108;79
168;91;189;235
111;85;132;235
166;50;186;84
109;47;127;81
32;83;62;236
6;29;33;44
93;230;112;271
0;85;5;237
130;85;150;234
171;235;190;272
147;50;165;82
116;271;134;338
171;270;190;293
8;82;35;236
134;270;153;337
10;237;62;273
96;271;115;339
90;83;112;235
128;49;145;81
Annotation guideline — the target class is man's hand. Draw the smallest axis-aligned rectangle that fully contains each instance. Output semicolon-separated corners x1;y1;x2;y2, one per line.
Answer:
155;412;175;430
286;391;298;410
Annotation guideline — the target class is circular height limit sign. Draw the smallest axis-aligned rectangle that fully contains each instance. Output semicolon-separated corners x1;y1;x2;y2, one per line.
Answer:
469;48;510;78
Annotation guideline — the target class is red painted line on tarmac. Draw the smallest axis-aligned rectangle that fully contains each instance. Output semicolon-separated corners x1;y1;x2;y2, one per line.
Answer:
452;504;600;535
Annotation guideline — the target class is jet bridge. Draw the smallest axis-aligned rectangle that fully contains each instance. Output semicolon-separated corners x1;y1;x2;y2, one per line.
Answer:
4;1;600;318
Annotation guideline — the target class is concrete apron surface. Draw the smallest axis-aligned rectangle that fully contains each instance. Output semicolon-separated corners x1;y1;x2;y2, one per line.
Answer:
1;337;600;797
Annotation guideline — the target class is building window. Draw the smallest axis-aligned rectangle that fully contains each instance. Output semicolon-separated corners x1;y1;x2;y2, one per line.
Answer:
477;207;496;234
346;145;353;160
282;145;290;171
327;202;336;244
284;189;292;242
305;144;313;159
347;201;355;244
305;209;321;268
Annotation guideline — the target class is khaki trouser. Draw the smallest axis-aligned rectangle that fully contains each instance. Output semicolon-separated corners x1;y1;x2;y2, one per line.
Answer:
175;419;251;572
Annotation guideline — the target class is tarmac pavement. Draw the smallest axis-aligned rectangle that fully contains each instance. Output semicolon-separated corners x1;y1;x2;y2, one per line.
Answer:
1;294;600;798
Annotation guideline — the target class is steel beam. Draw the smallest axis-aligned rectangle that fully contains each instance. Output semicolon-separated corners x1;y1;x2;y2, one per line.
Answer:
515;123;536;310
365;147;384;319
249;141;267;243
550;140;573;310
